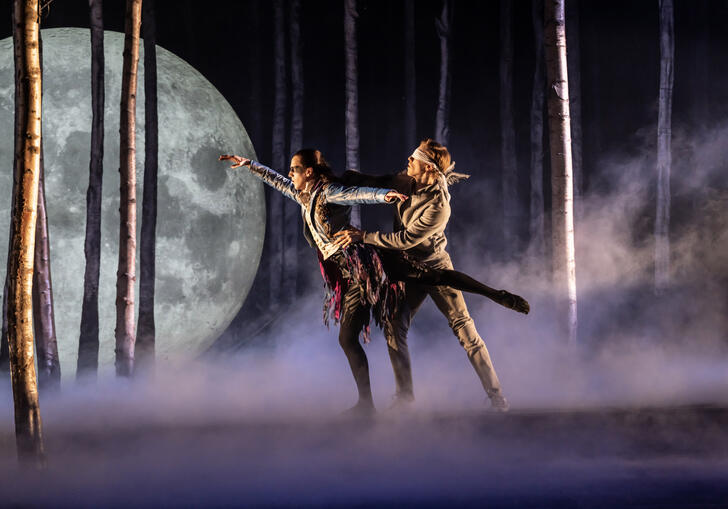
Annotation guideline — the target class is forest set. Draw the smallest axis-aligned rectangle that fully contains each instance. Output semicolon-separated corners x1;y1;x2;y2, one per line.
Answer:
0;0;726;481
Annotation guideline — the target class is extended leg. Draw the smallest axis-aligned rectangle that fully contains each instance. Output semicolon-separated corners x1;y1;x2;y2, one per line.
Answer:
409;264;529;314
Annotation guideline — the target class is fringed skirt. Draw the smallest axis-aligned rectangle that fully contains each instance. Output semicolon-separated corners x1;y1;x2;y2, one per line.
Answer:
318;245;405;343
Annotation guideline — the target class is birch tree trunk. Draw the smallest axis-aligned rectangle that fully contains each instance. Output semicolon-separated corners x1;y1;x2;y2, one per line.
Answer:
78;0;104;378
33;134;61;391
1;0;30;373
566;0;583;204
655;0;674;292
500;0;518;256
544;0;577;344
344;0;360;226
269;0;287;306
434;0;453;146
404;0;416;150
285;0;302;300
8;0;45;466
137;0;157;368
530;0;546;267
115;0;142;377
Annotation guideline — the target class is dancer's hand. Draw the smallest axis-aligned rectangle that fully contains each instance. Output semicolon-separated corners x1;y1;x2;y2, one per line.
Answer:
219;154;251;168
333;227;363;249
384;191;408;203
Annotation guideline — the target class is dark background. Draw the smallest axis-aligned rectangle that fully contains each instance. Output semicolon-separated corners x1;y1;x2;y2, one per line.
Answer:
1;0;726;349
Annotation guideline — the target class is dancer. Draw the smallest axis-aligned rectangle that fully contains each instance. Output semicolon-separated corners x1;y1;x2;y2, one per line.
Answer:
334;139;524;412
221;150;406;416
220;149;527;414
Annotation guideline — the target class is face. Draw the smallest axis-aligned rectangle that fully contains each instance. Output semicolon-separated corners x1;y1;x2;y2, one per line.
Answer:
406;154;435;182
288;155;314;191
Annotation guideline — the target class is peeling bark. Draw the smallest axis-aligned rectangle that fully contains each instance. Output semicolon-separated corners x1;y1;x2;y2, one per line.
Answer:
115;0;142;377
8;0;46;466
566;0;583;202
137;0;157;368
544;0;578;344
78;0;104;378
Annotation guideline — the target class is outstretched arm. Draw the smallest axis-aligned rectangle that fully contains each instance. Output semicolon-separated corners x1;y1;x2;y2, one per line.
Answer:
333;196;448;250
323;183;407;205
219;155;298;202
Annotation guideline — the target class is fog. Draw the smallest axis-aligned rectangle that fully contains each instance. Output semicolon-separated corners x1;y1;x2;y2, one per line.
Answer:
0;122;727;507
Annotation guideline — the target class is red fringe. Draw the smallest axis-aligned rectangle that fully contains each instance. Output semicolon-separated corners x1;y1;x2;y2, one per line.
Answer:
318;245;404;344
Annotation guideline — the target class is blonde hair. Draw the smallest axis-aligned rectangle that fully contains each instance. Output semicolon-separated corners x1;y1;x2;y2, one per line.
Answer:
417;139;452;173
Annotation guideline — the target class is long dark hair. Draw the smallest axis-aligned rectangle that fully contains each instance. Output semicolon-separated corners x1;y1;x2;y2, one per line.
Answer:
293;148;340;183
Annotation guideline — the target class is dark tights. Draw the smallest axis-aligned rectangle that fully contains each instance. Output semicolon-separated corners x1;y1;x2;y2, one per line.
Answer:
338;279;374;408
380;251;503;301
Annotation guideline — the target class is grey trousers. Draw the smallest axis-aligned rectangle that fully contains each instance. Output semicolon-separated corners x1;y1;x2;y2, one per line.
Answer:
384;251;504;400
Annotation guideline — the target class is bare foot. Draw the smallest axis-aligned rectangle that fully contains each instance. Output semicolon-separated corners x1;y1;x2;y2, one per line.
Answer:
341;400;376;418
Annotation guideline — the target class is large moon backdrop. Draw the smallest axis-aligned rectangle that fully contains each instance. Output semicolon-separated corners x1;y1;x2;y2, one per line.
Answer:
0;28;265;376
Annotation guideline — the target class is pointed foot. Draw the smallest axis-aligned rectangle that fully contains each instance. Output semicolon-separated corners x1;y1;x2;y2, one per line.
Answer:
496;290;530;314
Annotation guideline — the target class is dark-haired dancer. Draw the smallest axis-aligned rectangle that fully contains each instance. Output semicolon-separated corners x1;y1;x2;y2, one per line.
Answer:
334;139;523;412
222;150;406;416
220;149;527;414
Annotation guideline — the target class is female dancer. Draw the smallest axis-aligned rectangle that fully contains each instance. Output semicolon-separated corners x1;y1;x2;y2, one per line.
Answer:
220;150;528;414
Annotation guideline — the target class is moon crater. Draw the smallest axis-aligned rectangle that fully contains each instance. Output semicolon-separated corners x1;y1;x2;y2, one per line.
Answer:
0;28;265;376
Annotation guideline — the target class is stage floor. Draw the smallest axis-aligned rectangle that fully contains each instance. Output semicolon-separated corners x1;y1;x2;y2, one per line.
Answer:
2;403;727;508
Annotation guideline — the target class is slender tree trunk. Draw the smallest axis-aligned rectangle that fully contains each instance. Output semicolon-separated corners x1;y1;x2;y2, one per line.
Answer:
115;0;142;377
249;0;263;143
530;0;546;268
434;0;453;146
344;0;360;226
404;0;416;150
0;268;9;373
655;0;673;292
78;0;104;378
137;0;157;369
691;0;709;129
8;0;45;466
500;0;518;256
544;0;577;344
269;0;287;306
284;0;302;300
566;0;583;203
33;134;61;391
1;0;30;373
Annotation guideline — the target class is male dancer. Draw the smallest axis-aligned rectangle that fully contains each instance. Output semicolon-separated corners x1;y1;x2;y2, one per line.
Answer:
334;139;522;411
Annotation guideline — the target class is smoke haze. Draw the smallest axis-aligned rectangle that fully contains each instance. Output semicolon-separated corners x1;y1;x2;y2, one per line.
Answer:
1;121;727;507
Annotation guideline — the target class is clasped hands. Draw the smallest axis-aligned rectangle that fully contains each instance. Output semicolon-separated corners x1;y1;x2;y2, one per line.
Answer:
333;227;363;250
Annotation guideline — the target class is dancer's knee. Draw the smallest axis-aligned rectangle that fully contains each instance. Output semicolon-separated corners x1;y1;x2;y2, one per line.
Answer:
384;321;409;351
448;312;472;335
451;319;485;356
338;325;359;351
